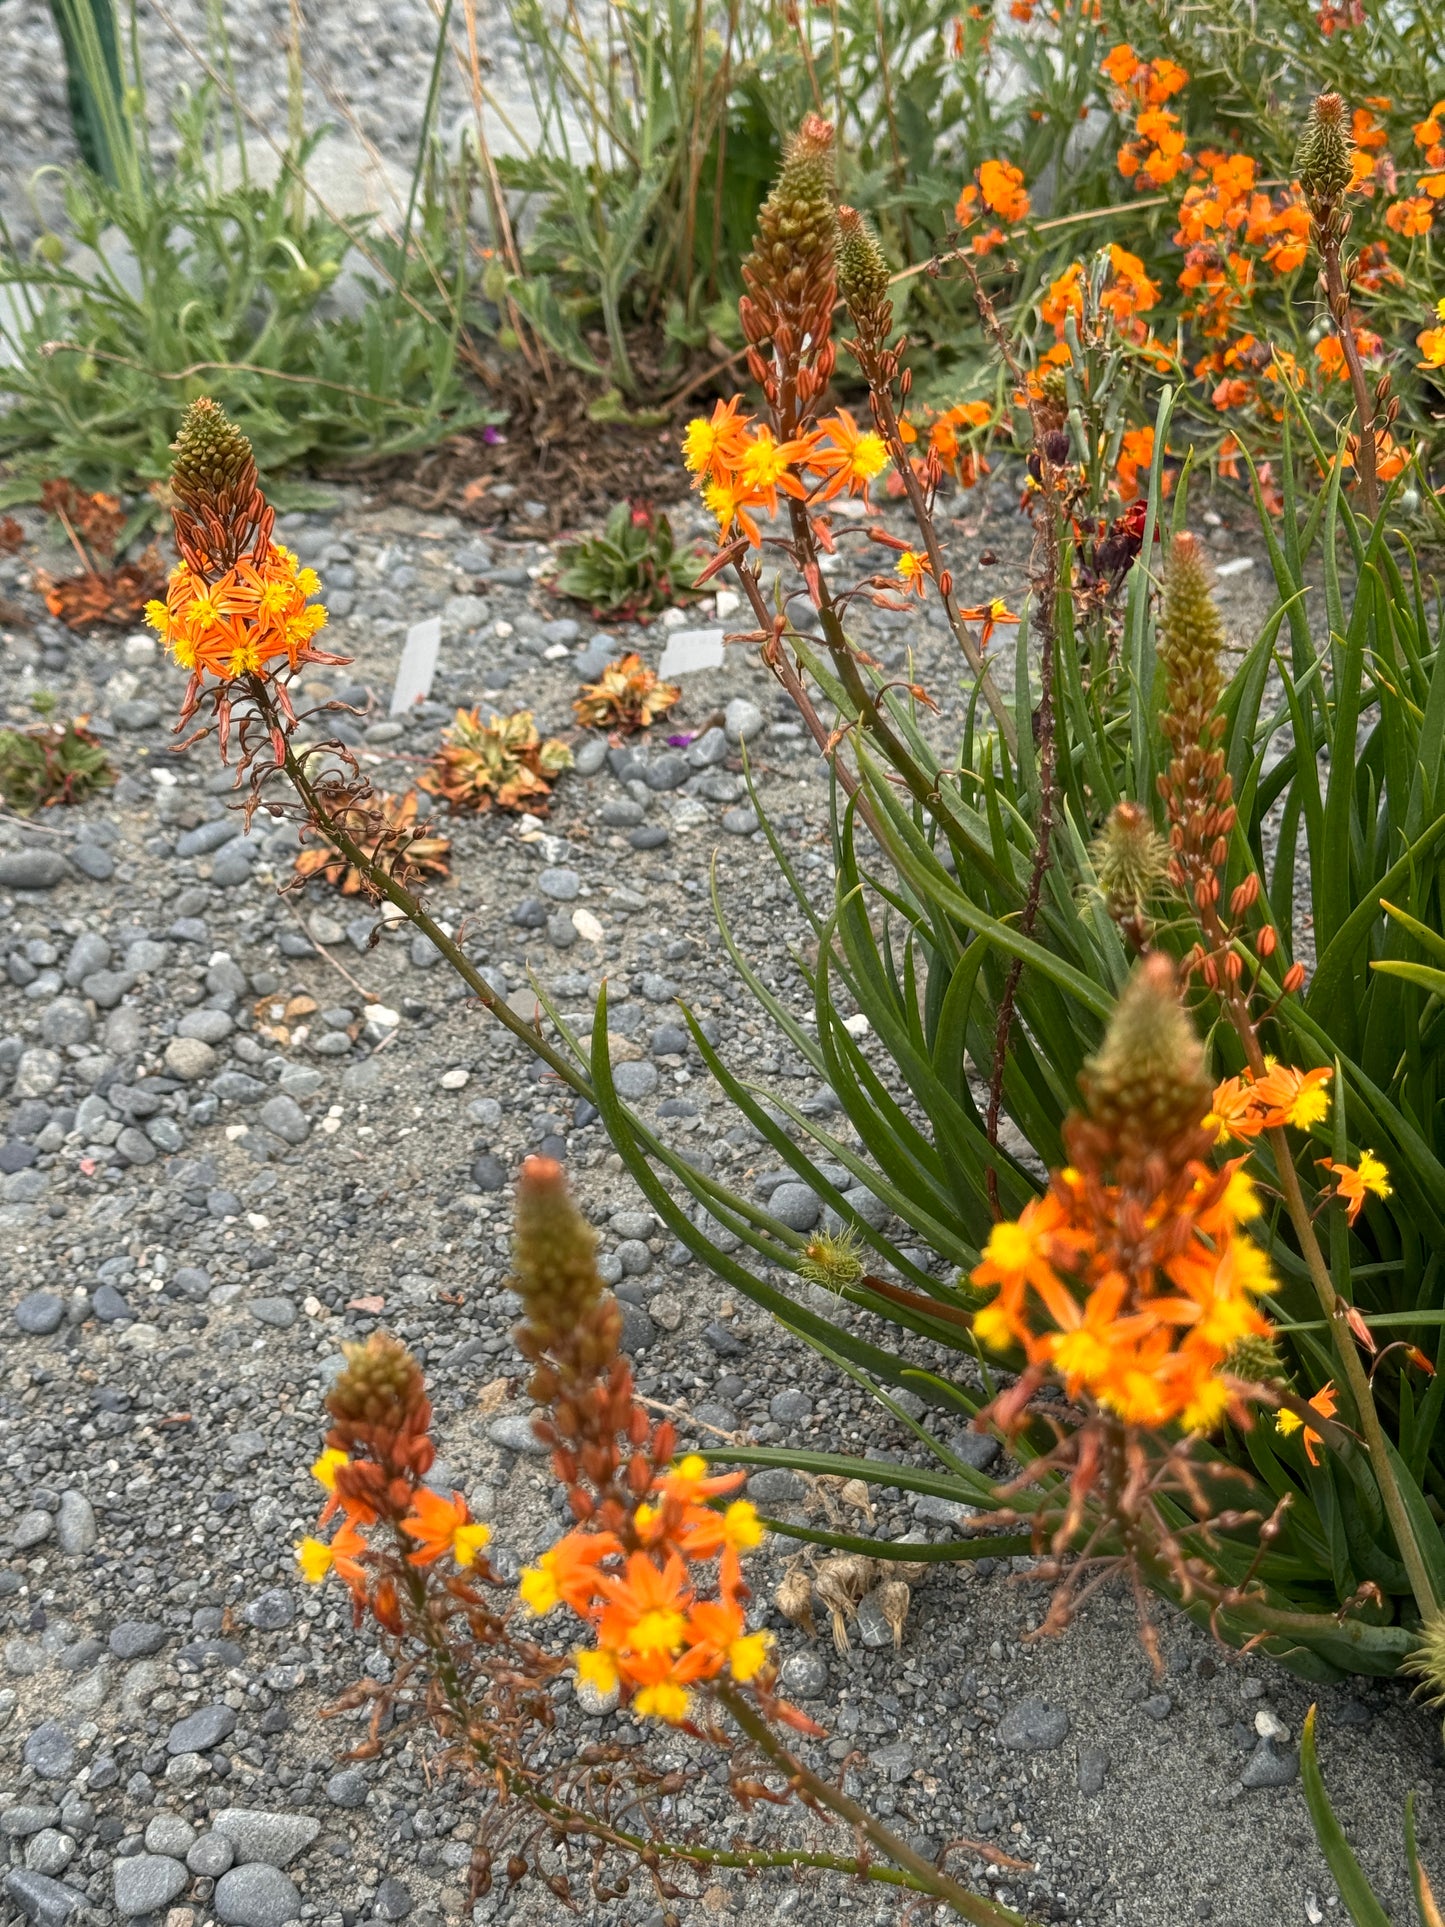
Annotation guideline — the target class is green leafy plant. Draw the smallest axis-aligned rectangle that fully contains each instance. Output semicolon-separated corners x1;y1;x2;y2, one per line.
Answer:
0;715;115;813
1300;1707;1442;1925
0;11;487;500
555;501;705;619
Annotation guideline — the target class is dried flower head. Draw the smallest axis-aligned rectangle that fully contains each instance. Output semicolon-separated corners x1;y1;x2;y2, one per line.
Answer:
873;1578;911;1648
775;1568;817;1637
573;653;681;733
292;790;450;899
813;1553;876;1651
422;708;572;816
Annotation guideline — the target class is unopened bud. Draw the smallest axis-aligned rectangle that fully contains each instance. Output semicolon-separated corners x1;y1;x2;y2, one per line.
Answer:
1257;925;1277;956
1283;961;1306;993
1296;93;1354;208
1160;533;1226;745
1077;953;1210;1157
836;205;891;330
1088;799;1170;933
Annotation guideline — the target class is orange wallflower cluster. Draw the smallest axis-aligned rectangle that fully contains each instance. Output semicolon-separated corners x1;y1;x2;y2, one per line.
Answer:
1208;1061;1334;1140
1103;44;1190;187
928;400;993;485
1040;247;1158;347
146;544;329;681
1419;302;1445;367
956;157;1031;236
1115;425;1162;503
1382;98;1445;235
519;1454;770;1724
1316;0;1363;32
1314;326;1383;381
682;395;892;543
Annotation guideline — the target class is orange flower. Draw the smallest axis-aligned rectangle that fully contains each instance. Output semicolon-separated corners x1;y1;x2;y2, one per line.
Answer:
682;395;751;481
1419;323;1445;369
1041;262;1083;334
1386;196;1434;237
296;1516;368;1597
971;1163;1274;1433
1115;425;1162;503
957;598;1019;649
1209;1061;1333;1139
1318;1150;1392;1225
978;158;1030;223
811;408;892;501
146;543;327;683
519;1529;621;1616
1277;1382;1337;1466
895;550;933;595
399;1486;491;1568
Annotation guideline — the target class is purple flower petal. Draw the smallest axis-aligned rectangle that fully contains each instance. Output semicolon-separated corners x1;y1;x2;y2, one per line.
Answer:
666;733;694;748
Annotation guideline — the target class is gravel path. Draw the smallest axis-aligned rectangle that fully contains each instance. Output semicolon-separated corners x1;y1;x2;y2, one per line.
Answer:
0;465;1440;1927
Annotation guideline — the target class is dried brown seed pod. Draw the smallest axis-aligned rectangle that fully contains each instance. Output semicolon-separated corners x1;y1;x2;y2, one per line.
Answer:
775;1568;817;1639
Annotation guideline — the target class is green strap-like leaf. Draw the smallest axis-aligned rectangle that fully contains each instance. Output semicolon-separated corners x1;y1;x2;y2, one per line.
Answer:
1299;1708;1393;1927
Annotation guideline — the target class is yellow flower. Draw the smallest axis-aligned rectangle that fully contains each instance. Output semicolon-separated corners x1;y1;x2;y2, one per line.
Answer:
720;1500;764;1552
519;1555;560;1615
311;1448;348;1492
574;1646;619;1696
727;1629;773;1682
634;1679;690;1723
296;1536;333;1583
628;1608;688;1655
1180;1377;1231;1434
453;1522;492;1568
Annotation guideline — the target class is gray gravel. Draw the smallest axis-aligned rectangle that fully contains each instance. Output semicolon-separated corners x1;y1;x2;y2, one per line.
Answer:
0;456;1438;1927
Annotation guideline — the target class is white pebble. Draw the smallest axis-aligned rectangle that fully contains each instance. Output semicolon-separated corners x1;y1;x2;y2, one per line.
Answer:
440;1068;470;1090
